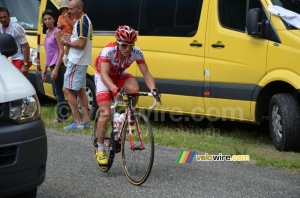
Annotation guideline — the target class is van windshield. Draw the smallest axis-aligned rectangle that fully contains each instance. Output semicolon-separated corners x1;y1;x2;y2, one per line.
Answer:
0;0;39;30
272;0;300;14
271;0;300;29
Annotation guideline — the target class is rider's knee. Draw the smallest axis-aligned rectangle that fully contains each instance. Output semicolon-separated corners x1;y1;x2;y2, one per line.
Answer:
125;84;139;93
124;78;139;93
99;113;110;122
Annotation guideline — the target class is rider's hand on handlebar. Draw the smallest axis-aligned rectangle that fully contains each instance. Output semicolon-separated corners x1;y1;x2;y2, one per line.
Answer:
112;87;118;97
152;88;162;105
112;87;121;100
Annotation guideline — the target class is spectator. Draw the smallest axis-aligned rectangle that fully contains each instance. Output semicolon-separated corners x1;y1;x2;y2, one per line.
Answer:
41;10;67;123
0;7;31;77
60;0;93;130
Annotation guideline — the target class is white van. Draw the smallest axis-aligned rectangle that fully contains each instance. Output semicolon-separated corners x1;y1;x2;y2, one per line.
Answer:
0;34;47;197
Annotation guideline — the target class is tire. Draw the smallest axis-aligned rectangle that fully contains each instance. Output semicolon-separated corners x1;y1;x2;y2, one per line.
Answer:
78;78;97;120
269;93;300;151
121;111;154;186
93;109;114;172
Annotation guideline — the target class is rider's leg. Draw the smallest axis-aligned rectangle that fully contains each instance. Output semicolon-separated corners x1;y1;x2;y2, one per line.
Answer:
123;77;139;106
97;101;111;151
95;72;112;150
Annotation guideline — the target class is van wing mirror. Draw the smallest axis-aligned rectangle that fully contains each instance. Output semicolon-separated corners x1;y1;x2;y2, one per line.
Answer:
0;34;18;57
246;8;281;43
246;8;263;36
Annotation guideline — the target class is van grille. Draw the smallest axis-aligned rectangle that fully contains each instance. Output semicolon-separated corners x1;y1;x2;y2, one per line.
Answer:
0;146;17;166
0;102;9;121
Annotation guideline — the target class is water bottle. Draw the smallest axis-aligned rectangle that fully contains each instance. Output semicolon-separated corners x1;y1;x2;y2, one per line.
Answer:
113;113;120;134
119;113;125;129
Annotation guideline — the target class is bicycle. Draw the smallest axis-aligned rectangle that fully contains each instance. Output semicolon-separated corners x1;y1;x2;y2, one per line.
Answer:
92;88;158;186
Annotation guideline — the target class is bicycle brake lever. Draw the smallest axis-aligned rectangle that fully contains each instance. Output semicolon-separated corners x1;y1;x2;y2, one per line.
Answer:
118;87;125;96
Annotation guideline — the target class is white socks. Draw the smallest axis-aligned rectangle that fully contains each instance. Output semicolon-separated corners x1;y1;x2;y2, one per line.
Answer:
97;143;105;151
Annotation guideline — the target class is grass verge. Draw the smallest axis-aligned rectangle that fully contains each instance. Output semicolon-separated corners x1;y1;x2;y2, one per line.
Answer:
41;101;300;173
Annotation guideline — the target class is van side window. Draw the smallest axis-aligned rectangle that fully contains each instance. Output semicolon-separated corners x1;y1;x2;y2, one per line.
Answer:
139;0;203;37
219;0;247;32
86;0;140;31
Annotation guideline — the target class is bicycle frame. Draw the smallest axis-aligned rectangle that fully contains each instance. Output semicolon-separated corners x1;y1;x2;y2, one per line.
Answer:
110;91;157;150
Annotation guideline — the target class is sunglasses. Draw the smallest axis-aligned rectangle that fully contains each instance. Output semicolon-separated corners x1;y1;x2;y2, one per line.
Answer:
117;41;135;49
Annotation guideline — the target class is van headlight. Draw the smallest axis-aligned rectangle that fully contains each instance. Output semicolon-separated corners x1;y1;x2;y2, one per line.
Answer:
30;48;38;65
10;95;41;123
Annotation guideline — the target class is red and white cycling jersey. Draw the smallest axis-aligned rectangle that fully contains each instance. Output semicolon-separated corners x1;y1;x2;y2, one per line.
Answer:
94;42;146;77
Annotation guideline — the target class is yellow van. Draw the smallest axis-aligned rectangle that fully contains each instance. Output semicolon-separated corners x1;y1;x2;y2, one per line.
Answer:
35;0;300;152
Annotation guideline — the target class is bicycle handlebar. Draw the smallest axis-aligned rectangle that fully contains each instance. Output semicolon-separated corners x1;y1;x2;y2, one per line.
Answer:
110;92;158;110
147;93;158;110
111;100;121;109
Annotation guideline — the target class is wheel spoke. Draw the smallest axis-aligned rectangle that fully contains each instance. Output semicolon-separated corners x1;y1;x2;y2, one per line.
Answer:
271;106;283;143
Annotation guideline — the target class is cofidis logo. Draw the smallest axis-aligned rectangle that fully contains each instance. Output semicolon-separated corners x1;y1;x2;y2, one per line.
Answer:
176;151;250;164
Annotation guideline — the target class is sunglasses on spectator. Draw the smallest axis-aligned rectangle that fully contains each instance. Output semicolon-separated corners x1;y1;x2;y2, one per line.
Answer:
117;41;135;48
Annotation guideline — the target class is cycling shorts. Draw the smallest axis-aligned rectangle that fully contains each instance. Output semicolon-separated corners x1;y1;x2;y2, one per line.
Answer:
95;72;134;104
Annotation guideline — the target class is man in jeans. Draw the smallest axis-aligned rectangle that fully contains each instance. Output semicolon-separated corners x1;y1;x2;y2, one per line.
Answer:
0;7;30;77
60;0;92;130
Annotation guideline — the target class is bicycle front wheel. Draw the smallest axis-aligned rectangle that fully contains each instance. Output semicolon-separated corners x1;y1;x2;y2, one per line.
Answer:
93;109;114;172
121;111;154;186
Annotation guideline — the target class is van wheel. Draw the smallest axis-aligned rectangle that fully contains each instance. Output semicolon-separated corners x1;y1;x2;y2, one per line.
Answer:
269;93;300;151
78;78;97;120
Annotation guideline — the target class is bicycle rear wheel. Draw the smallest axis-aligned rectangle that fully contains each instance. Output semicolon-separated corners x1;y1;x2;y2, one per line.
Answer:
93;109;114;172
121;111;154;185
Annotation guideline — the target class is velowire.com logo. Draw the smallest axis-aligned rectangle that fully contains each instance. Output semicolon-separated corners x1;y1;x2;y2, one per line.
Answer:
177;151;250;164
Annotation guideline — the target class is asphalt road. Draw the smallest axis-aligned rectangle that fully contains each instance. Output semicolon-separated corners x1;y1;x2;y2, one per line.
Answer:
37;129;300;198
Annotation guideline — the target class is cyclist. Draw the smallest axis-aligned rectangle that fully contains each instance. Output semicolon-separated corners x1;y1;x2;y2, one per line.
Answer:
94;25;161;165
